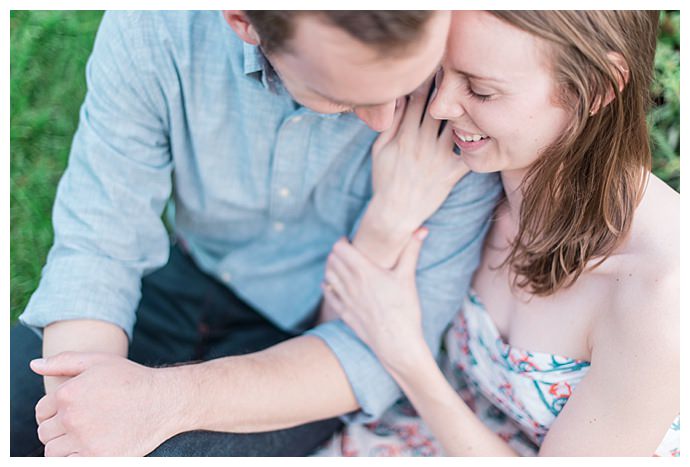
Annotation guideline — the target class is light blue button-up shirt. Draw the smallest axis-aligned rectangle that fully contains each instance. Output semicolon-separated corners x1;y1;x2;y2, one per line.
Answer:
19;11;503;423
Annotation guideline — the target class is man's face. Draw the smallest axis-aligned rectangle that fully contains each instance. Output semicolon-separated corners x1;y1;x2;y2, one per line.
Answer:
264;12;450;132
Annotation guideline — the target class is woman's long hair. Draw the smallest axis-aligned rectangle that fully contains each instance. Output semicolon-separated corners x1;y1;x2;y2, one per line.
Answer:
490;11;659;295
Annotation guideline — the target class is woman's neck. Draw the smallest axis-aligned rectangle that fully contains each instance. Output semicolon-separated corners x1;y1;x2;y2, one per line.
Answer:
499;168;528;226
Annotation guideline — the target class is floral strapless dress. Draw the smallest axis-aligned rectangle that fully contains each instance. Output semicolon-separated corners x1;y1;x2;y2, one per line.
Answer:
314;291;680;457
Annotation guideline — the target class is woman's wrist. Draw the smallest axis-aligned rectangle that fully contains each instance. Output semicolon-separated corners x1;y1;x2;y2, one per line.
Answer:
381;333;436;379
352;196;418;268
367;193;421;235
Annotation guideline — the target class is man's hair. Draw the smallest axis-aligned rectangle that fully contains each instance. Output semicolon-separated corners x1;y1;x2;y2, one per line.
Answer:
244;11;434;56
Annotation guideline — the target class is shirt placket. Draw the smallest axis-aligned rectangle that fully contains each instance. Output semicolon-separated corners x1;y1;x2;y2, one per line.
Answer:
268;110;312;232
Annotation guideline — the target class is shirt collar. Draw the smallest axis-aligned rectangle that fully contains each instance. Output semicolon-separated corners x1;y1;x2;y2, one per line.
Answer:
242;43;279;91
242;42;349;121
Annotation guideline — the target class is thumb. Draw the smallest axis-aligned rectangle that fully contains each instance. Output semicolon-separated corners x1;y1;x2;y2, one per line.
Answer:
395;227;428;275
372;97;406;154
453;158;471;182
30;351;111;377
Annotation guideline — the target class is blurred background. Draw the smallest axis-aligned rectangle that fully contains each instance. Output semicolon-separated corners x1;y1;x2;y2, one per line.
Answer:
9;11;681;322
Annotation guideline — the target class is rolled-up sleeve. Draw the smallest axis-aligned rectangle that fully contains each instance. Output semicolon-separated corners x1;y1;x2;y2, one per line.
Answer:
307;171;503;422
19;12;173;341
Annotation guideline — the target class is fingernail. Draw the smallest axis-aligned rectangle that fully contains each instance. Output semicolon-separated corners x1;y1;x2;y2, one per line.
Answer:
417;228;429;240
30;358;46;367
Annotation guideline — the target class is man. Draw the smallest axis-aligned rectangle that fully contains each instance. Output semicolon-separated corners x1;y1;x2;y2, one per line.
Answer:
10;10;502;456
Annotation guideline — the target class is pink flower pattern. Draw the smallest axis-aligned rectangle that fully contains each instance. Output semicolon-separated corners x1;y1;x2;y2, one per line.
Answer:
314;291;680;456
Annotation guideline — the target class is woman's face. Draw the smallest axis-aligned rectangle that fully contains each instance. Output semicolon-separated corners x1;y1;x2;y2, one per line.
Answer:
429;11;573;175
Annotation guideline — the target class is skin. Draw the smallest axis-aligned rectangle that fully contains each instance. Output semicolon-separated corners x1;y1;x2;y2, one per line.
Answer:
226;11;451;132
32;11;453;456
323;11;679;456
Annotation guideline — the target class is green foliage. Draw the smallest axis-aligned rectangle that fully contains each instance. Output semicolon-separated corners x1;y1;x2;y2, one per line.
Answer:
649;11;680;191
9;11;681;322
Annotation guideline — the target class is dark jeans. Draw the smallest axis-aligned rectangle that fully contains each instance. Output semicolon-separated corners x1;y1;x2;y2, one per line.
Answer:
10;244;342;456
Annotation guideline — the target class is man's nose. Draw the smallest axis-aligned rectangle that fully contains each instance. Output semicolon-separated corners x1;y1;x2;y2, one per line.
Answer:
354;101;397;132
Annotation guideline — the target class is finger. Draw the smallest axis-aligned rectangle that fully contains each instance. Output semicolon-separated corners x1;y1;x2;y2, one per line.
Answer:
321;284;346;318
395;227;429;274
329;238;363;276
331;238;374;275
327;249;354;285
37;414;66;445
372;97;407;154
43;434;78;457
451;156;471;182
439;121;469;172
420;86;443;139
30;351;109;377
323;286;358;333
324;264;350;306
438;116;455;150
35;394;58;425
399;77;434;136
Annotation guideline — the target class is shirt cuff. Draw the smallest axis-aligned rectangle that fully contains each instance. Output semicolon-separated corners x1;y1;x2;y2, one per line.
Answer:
18;251;142;341
306;319;402;423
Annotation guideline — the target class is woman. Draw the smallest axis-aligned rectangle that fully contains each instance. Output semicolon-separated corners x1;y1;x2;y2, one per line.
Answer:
316;11;679;456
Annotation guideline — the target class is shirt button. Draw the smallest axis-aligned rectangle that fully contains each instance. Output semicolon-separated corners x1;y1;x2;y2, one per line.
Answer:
273;222;285;232
221;272;232;283
278;187;291;198
291;116;303;124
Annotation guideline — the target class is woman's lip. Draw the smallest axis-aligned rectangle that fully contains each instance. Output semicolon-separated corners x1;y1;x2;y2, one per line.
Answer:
453;130;490;152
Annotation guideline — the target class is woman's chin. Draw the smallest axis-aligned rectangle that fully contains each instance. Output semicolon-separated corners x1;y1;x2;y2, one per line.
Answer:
458;153;501;174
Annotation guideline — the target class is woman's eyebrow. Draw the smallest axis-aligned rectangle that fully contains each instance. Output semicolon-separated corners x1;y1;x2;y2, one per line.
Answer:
452;67;506;84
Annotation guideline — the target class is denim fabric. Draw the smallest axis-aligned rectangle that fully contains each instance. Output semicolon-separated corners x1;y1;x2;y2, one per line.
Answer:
18;11;503;422
12;245;342;456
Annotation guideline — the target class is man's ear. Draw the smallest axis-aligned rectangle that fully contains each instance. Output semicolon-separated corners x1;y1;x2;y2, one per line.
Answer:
222;10;261;46
590;51;630;116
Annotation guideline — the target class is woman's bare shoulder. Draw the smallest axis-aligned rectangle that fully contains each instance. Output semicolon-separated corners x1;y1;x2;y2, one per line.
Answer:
595;174;679;343
630;174;679;250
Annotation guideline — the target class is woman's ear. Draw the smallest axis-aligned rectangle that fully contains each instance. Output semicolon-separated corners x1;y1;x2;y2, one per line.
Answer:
222;11;261;46
590;51;630;116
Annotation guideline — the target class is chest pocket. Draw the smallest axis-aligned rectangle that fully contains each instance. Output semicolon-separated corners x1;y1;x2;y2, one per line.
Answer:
312;183;369;236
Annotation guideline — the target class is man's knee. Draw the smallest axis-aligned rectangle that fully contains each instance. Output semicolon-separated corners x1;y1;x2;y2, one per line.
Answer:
148;418;343;456
10;323;46;456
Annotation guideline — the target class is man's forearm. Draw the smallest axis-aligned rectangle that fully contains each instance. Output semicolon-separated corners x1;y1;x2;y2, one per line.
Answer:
171;335;359;434
42;319;128;393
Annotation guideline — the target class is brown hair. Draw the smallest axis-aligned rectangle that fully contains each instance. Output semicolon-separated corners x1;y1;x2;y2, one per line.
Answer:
491;11;659;295
244;11;433;56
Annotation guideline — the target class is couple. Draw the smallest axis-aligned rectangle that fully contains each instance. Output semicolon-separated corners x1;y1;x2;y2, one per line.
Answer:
10;10;678;457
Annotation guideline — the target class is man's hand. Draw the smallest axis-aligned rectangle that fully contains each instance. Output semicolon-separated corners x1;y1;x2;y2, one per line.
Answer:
42;320;128;395
30;352;189;456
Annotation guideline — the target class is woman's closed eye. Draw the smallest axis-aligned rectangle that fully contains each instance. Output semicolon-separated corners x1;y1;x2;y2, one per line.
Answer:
464;84;493;102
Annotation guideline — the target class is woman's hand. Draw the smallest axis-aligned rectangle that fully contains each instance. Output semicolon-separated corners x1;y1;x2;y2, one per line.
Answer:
322;228;430;372
368;79;470;234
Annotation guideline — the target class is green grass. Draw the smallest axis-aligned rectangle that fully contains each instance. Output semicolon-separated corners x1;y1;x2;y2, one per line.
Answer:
9;11;681;322
10;11;104;321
